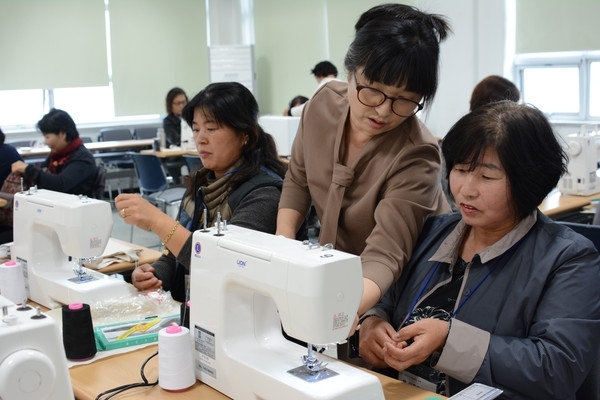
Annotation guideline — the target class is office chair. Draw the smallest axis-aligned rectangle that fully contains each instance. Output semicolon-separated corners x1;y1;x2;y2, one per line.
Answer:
7;139;35;148
97;128;133;142
89;164;107;200
133;127;158;140
556;220;600;251
128;152;186;242
96;128;136;193
182;154;202;173
81;136;93;143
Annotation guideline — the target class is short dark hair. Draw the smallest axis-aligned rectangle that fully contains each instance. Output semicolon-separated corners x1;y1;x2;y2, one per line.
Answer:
442;101;568;220
311;61;338;78
37;108;80;141
470;75;520;111
344;3;451;108
182;82;286;191
0;127;4;146
165;87;188;114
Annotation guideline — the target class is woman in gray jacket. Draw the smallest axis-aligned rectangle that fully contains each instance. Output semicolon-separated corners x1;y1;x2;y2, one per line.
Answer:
358;101;600;399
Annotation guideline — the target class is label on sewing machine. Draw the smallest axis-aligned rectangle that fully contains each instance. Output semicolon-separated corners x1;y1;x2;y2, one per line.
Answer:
194;325;217;378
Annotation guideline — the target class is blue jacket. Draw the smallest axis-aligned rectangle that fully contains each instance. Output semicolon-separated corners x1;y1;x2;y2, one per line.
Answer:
371;211;600;399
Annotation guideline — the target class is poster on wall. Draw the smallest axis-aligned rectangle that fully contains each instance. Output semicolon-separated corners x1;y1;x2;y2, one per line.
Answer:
209;45;255;95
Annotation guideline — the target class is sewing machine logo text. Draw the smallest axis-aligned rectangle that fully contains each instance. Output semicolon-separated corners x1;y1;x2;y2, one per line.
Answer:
193;241;202;258
90;237;103;250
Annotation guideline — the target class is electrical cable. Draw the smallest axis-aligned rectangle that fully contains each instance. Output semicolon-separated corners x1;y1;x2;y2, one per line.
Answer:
94;351;159;400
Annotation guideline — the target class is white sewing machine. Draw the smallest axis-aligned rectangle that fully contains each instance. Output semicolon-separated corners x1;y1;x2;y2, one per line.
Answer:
258;115;300;157
189;224;384;400
12;188;135;309
0;295;73;399
558;130;600;196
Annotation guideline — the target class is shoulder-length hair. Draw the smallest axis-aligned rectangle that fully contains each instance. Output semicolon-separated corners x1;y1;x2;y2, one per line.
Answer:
182;82;286;192
37;108;80;141
442;101;568;220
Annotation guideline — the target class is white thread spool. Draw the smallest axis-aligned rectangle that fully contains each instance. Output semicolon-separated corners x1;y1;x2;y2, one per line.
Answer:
158;324;195;391
0;260;27;305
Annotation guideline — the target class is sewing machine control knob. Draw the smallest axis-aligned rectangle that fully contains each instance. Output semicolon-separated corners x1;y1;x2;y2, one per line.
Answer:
565;140;582;157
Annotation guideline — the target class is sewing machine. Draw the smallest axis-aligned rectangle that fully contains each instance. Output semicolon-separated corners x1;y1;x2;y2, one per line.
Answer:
12;188;135;309
558;130;600;196
0;295;74;399
189;224;384;400
258;115;300;157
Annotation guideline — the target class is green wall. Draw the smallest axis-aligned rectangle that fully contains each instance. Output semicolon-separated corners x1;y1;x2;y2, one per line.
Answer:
516;0;600;53
253;0;409;115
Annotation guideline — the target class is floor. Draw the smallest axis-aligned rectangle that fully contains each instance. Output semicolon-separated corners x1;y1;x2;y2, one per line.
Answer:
109;202;162;250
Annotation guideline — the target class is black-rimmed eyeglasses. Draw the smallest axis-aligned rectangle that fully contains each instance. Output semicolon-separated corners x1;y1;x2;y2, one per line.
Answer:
353;72;423;117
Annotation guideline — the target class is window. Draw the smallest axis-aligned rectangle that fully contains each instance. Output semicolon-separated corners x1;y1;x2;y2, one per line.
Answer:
514;51;600;121
0;90;46;127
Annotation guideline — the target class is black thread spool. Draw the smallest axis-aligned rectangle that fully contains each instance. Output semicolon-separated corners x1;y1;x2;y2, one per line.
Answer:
62;302;97;361
180;300;190;329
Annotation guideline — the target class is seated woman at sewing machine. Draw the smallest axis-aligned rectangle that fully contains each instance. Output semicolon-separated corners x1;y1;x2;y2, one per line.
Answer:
356;102;600;398
11;108;97;196
115;82;298;302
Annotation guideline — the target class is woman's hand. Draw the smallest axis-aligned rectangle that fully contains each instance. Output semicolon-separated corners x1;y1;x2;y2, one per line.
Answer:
131;263;162;292
114;193;161;232
358;316;399;369
11;160;28;174
381;318;449;372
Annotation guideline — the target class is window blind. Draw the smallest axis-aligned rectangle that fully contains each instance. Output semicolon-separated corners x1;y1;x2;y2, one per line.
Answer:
0;0;108;90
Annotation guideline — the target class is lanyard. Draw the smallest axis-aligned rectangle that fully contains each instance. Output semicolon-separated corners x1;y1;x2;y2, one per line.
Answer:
404;237;525;325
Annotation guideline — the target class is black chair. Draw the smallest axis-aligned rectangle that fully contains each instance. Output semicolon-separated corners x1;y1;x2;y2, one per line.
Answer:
7;139;35;148
96;128;136;193
97;128;133;142
81;136;93;143
133;127;158;140
89;164;107;200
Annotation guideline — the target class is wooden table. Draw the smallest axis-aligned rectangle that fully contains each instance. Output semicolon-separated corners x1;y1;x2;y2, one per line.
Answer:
140;148;198;158
17;139;154;159
69;344;446;400
538;190;598;217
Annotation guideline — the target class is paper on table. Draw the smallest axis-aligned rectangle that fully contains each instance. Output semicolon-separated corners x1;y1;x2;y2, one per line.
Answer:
84;240;140;270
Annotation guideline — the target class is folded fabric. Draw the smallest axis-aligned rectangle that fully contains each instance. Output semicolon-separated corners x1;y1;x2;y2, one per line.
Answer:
84;241;141;270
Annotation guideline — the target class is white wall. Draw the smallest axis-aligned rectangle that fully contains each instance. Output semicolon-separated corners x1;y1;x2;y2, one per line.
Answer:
418;0;510;138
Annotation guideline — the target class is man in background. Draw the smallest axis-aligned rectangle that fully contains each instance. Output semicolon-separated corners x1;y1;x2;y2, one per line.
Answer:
289;61;339;116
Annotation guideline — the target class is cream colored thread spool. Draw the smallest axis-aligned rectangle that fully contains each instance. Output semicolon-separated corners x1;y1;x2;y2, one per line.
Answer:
158;324;195;391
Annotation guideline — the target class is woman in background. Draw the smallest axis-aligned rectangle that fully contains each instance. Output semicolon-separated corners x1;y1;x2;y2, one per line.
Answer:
163;87;188;147
469;75;520;111
116;82;293;302
0;127;23;184
11;108;97;196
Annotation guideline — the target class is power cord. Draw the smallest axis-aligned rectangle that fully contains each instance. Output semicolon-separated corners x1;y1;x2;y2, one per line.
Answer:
94;351;159;399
